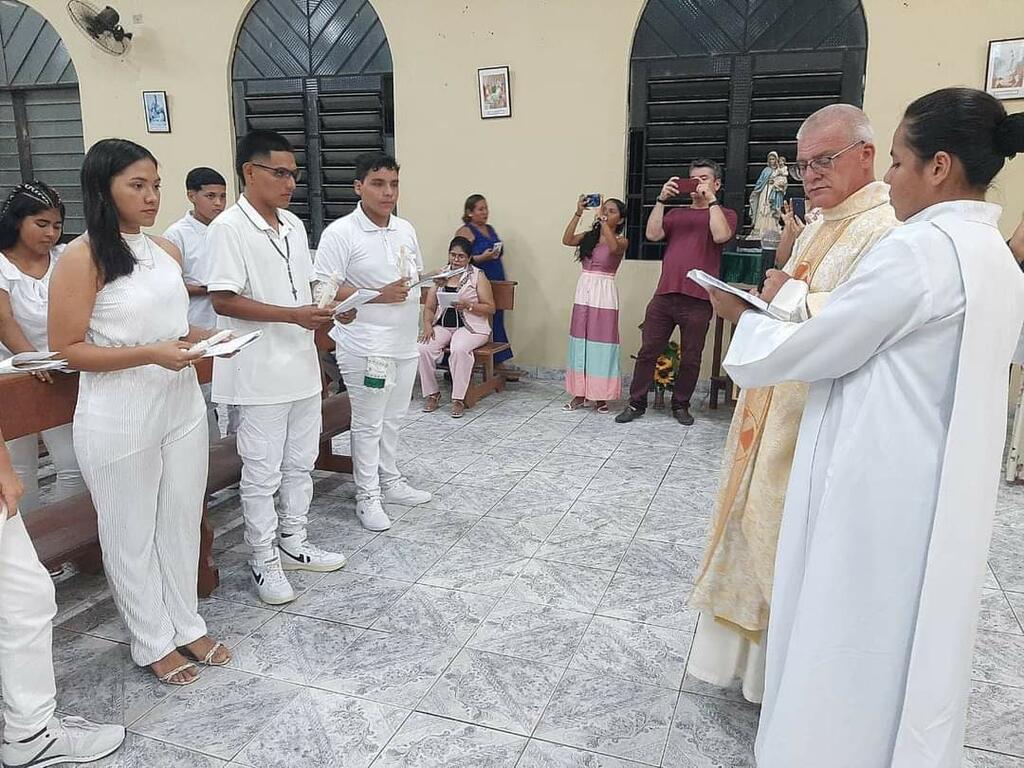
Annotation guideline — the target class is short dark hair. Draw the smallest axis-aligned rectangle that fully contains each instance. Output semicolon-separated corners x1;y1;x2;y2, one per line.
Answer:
0;181;64;250
902;87;1024;189
235;130;294;180
354;152;399;182
689;158;723;180
449;236;473;256
186;167;226;191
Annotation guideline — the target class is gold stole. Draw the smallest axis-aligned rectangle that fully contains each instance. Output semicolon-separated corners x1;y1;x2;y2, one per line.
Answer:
694;218;854;636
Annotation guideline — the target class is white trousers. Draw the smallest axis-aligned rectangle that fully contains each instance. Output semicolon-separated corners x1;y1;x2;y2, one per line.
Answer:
236;393;321;558
199;382;220;443
74;366;208;666
0;513;57;741
5;424;85;514
337;353;417;501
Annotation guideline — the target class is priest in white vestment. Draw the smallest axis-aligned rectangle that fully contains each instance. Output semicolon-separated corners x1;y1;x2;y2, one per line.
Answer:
688;105;898;703
708;88;1024;768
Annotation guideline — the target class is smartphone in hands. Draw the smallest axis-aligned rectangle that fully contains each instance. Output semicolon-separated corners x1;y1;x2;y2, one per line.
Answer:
675;178;699;195
583;193;602;208
791;197;806;221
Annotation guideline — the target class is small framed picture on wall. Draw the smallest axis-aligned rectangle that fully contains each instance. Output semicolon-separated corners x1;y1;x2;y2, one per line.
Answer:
985;38;1024;100
142;90;170;133
478;66;512;119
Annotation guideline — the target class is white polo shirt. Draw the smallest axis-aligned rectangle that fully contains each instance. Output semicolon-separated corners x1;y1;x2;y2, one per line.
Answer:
205;195;321;405
163;210;217;329
0;247;61;357
314;204;423;360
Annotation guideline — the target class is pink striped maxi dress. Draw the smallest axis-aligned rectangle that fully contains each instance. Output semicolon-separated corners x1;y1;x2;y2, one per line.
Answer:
565;242;623;401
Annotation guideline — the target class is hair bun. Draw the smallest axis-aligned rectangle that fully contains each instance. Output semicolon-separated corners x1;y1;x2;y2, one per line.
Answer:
994;112;1024;158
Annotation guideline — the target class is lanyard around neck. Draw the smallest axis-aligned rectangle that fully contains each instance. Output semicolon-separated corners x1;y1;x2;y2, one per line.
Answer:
240;205;298;301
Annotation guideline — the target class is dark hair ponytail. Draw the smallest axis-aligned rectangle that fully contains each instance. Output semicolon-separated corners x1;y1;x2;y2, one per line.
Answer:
81;138;157;285
462;194;485;224
902;87;1024;188
576;198;626;262
0;181;64;250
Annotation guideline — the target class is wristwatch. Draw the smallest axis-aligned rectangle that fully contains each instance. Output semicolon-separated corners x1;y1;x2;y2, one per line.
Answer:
708;200;721;207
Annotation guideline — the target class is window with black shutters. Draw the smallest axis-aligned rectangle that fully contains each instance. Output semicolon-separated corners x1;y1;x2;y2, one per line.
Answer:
626;0;867;260
233;0;394;245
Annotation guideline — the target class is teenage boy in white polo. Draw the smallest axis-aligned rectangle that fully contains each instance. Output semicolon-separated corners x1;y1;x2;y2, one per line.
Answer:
314;152;432;531
207;130;352;605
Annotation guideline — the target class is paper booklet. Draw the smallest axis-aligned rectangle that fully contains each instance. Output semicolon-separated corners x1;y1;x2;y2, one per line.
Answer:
0;352;69;374
436;291;459;310
412;266;466;288
200;330;263;358
687;269;788;321
333;288;381;315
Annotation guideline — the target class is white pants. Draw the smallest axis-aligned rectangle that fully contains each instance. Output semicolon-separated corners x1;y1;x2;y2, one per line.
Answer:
74;366;208;666
5;425;85;514
199;382;220;443
0;513;57;741
337;353;417;501
236;393;321;558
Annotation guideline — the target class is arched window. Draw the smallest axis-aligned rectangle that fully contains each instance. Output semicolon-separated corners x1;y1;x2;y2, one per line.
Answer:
0;1;85;235
627;0;867;259
233;0;393;242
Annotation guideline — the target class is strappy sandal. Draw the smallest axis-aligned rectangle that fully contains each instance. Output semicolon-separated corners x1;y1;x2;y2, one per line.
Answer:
422;393;441;412
154;661;199;686
179;640;231;667
451;400;465;419
562;397;585;411
595;402;610;414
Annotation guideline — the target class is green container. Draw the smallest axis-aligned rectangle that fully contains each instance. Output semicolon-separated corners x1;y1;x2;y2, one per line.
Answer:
721;249;764;286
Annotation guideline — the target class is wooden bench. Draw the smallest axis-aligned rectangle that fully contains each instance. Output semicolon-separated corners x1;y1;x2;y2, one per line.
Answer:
419;279;517;408
0;354;352;598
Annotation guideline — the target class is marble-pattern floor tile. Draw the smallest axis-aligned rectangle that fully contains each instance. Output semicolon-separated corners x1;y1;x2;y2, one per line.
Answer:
372;584;496;643
597;573;695;631
416;483;509;515
419;545;530;596
570;616;693;690
505;558;614;612
977;589;1023;635
450;465;529;491
200;596;281;649
90;732;229;766
512;471;590;502
966;681;1024;757
372;712;527;767
983;526;1024;593
214;559;328;609
284;572;412;627
560;501;647;539
418;648;563;735
972;630;1024;687
58;596;130;644
487;489;576;521
316;630;460;708
230;613;363;685
459;514;563;558
554;435;621;459
467;599;591;667
384;508;479;547
345;536;450;582
535;530;631;571
237;688;408;768
663;693;759;767
964;748;1024;767
635;508;710;547
517;741;647;767
1004;589;1024;626
619;539;704;584
576;483;657;509
535;670;677;765
531;452;606;479
132;668;302;760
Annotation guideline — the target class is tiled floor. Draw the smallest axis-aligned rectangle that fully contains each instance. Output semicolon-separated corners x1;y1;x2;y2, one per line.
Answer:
44;379;1024;766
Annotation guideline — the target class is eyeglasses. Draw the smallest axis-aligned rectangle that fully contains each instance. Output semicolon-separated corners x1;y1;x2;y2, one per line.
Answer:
250;162;302;182
790;140;865;180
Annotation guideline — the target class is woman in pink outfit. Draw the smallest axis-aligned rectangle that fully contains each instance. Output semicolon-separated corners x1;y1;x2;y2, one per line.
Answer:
418;237;495;418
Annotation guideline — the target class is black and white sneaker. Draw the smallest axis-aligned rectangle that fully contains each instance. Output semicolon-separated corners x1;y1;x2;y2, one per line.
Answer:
278;534;346;572
1;716;125;767
251;555;295;605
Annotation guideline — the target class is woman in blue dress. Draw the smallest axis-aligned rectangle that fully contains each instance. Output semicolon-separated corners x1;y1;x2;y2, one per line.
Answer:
456;194;520;376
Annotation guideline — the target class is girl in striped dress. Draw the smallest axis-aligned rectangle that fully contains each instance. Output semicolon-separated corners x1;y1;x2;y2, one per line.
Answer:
561;197;627;412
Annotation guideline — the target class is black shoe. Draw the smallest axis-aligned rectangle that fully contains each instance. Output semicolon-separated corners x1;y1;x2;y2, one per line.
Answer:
615;405;645;423
672;407;695;426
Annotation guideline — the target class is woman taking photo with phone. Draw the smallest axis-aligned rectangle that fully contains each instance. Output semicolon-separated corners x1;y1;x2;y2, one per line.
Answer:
561;196;627;413
49;138;229;686
0;181;86;512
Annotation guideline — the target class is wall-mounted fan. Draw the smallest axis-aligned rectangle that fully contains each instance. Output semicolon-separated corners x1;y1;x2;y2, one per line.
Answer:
66;1;133;56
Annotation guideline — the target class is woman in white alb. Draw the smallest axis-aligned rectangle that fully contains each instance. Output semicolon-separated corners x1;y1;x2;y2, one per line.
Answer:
49;139;230;685
0;182;85;512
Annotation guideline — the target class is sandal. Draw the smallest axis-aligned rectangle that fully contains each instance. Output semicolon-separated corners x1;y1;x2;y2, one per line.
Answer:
422;393;441;412
153;661;199;686
562;397;586;411
451;400;465;419
179;639;231;667
595;402;610;414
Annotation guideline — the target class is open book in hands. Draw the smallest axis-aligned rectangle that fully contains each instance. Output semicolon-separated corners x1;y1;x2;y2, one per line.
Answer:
0;352;69;374
412;266;466;288
192;330;264;358
333;288;381;316
687;269;788;321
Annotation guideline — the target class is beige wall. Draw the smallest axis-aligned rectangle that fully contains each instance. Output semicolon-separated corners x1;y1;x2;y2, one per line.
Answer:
19;0;1024;374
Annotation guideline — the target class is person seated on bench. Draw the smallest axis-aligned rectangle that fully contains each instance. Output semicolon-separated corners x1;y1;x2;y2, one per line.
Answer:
418;236;495;418
0;181;86;513
49;138;231;686
0;425;126;766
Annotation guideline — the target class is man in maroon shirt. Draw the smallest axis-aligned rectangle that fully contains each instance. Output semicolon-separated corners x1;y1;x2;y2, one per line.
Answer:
616;159;738;425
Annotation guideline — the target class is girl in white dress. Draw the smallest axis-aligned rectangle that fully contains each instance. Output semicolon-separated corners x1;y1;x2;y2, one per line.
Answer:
49;139;230;685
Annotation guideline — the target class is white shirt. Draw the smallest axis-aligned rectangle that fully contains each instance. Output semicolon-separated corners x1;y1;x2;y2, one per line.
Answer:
163;210;217;329
0;246;61;356
314;203;423;360
205;195;321;405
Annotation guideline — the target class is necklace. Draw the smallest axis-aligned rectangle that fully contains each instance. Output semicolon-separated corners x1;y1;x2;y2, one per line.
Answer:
239;205;298;301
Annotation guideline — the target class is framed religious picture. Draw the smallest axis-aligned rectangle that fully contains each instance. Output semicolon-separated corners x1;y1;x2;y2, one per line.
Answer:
985;38;1024;100
478;66;512;119
142;90;170;133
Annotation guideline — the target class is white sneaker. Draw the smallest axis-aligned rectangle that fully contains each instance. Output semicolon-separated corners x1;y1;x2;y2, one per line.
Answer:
278;534;346;572
356;497;393;531
382;479;433;506
1;716;125;767
251;555;296;605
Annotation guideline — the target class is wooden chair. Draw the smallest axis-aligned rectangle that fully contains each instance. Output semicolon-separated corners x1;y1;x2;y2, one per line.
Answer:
465;280;516;407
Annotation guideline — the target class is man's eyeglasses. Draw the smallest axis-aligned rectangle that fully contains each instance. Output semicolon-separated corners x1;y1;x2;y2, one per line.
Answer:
790;140;865;180
250;162;302;182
